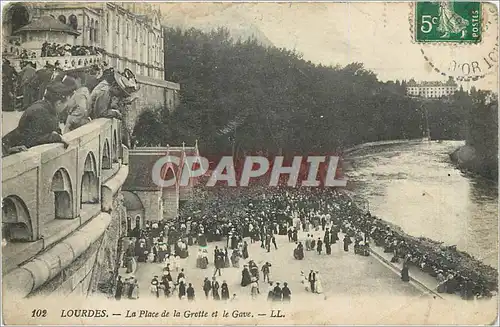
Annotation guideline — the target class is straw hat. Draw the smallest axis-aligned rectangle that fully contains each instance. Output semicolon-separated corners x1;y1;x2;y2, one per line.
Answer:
114;69;140;96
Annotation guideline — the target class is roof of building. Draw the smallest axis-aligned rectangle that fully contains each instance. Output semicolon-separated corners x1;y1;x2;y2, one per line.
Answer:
124;151;196;190
406;77;458;88
13;16;81;36
407;78;417;87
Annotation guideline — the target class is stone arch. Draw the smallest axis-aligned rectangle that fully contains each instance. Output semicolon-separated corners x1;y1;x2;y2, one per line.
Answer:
123;191;144;231
69;14;78;30
160;164;178;187
4;3;30;35
51;168;73;219
2;195;33;242
81;151;99;206
102;139;111;169
58;15;66;24
161;165;179;220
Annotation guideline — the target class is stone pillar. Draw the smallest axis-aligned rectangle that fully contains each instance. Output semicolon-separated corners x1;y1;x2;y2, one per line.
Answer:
162;187;179;220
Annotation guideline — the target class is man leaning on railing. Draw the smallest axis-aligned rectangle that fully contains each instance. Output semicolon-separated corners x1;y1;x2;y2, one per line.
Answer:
2;77;78;156
89;67;139;147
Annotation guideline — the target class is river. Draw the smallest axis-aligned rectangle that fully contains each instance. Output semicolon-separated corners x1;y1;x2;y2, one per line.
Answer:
344;140;498;268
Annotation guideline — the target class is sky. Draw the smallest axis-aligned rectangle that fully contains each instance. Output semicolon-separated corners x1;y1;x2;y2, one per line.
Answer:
158;2;499;91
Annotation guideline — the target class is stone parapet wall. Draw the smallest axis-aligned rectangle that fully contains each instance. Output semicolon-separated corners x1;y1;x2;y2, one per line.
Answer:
125;76;181;136
2;116;130;299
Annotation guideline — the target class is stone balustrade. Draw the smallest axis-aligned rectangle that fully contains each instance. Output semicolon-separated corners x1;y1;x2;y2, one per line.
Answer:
9;54;103;71
2;117;129;297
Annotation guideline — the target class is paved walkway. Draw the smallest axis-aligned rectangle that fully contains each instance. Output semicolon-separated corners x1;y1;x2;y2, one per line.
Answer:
131;230;423;301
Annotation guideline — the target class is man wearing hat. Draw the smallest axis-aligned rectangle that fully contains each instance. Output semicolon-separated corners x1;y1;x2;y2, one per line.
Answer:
17;60;37;110
89;68;122;120
63;71;93;133
3;78;78;154
90;68;139;147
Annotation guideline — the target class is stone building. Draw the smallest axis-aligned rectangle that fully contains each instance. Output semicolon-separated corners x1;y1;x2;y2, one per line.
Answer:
2;2;165;79
406;76;459;98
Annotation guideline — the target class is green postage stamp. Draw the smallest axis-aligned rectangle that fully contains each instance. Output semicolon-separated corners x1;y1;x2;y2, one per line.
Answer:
415;1;481;43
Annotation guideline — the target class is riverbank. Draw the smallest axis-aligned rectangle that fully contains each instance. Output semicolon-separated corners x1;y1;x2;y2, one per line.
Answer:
340;189;498;297
450;145;498;181
343;138;427;156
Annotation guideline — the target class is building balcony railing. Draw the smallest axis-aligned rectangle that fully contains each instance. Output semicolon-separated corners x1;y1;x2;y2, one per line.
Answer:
2;117;129;277
8;54;103;72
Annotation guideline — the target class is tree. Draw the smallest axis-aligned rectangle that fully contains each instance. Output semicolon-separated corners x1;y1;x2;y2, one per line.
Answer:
133;26;491;164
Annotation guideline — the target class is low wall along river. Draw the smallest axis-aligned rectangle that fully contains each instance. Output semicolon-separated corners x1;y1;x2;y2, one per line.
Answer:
344;140;498;268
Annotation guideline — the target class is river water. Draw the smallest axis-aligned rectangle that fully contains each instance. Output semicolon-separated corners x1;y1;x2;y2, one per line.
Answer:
344;140;498;268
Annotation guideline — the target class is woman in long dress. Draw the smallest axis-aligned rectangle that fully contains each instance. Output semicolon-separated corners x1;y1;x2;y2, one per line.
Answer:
178;281;186;299
314;272;323;294
300;272;310;292
267;282;274;301
130;279;139;299
221;281;230;300
401;262;410;282
241;266;252;287
196;249;202;268
224;248;230;268
242;242;249;259
343;235;351;252
250;278;260;299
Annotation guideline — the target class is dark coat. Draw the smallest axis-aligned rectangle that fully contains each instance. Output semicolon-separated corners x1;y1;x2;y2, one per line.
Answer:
3;99;61;149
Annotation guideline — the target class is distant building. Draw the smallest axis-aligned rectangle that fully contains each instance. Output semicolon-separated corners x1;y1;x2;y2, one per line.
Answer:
406;76;459;98
2;2;164;79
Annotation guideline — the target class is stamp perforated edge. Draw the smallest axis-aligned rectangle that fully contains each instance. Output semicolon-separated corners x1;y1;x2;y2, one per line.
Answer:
408;1;494;47
410;2;499;81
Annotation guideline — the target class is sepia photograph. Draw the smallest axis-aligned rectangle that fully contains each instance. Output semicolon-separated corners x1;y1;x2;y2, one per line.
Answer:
1;1;499;325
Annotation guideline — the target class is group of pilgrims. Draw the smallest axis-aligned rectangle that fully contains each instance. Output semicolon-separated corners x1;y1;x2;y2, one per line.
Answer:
113;185;496;301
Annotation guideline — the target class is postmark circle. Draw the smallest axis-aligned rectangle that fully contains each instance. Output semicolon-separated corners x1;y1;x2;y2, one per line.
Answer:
409;2;498;83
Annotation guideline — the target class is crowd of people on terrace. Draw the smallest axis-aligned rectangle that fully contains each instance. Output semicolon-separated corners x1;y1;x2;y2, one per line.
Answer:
109;186;496;302
2;58;140;156
40;41;103;57
4;40;102;61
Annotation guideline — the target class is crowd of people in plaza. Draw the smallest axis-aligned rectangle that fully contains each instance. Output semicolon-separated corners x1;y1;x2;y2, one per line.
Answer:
112;185;497;302
117;216;295;302
2;58;140;156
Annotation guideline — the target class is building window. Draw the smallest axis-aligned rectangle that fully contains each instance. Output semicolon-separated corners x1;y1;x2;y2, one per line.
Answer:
81;152;99;206
106;13;109;31
58;15;66;24
95;20;99;43
117;16;120;34
90;18;94;41
102;139;112;170
51;168;74;219
126;21;129;38
69;14;78;30
2;196;33;242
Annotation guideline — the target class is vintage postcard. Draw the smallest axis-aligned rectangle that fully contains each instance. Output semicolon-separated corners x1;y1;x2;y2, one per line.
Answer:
1;1;498;325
